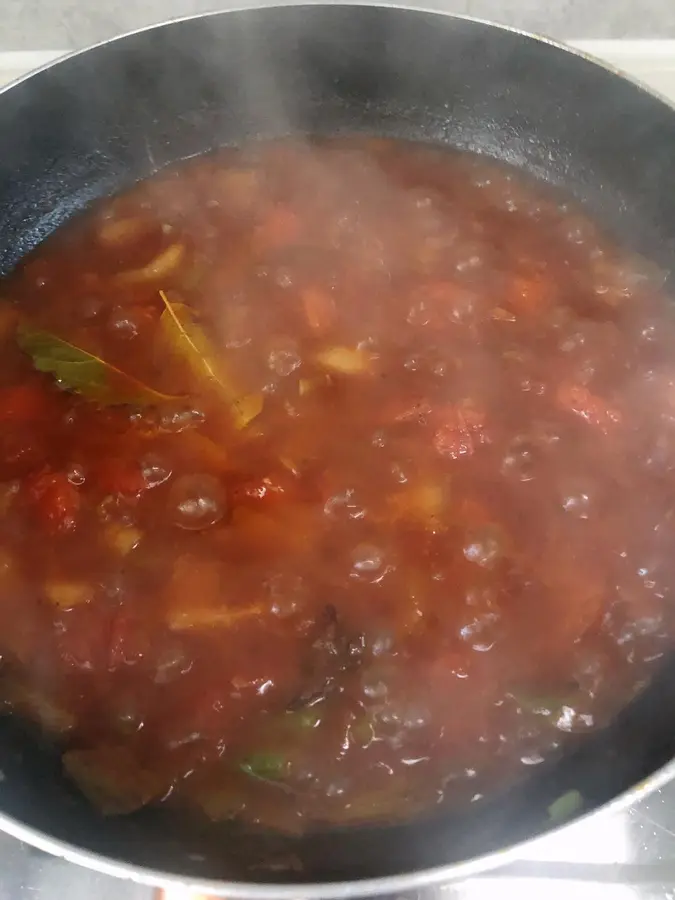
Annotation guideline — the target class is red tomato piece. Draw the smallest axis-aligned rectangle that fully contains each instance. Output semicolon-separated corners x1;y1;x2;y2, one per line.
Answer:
0;428;48;479
383;396;433;425
421;652;491;745
95;458;146;497
432;402;488;460
27;468;81;534
508;275;550;317
231;466;298;508
409;281;478;328
0;382;52;423
539;554;606;650
557;383;621;430
255;205;301;250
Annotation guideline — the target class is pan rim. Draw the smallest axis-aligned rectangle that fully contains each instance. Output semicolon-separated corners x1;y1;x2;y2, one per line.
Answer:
1;3;674;895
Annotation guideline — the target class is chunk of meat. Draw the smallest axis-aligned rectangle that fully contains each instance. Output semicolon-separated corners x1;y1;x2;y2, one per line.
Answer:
63;746;165;815
190;772;248;821
0;678;74;734
318;777;429;825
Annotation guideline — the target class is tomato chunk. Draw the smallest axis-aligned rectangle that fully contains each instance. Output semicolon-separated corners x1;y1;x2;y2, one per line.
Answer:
95;458;146;497
230;466;300;509
0;382;52;423
27;469;81;534
508;275;550;317
557;383;621;430
432;402;488;460
255;205;301;250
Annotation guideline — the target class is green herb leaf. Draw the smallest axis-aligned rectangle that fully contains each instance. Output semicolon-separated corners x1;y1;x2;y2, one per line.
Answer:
159;291;262;429
239;752;289;781
17;323;175;406
348;714;375;746
285;708;321;730
237;710;320;783
547;789;583;823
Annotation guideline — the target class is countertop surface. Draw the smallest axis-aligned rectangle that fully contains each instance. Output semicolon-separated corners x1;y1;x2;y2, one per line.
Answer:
2;0;675;50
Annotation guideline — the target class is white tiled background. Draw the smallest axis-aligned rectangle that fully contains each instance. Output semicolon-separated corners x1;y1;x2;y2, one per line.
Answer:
1;0;675;49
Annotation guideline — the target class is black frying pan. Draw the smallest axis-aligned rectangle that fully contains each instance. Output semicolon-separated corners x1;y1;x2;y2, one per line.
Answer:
1;5;675;895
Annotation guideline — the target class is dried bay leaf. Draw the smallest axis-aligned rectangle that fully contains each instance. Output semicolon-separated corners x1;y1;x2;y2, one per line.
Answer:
159;290;262;429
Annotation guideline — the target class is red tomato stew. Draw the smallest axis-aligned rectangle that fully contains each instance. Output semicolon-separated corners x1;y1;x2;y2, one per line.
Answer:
0;136;673;833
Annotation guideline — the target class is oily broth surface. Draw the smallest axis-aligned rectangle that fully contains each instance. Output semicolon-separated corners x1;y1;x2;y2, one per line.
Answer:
0;137;672;832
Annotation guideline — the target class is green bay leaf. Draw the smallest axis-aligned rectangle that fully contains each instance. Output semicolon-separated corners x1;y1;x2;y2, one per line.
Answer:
548;789;583;823
17;322;176;407
239;751;289;781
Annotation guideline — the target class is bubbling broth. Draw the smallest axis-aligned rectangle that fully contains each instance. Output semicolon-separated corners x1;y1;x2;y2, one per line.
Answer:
0;136;673;833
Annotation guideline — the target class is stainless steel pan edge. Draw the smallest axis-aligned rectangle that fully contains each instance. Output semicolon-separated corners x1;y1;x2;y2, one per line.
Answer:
0;4;674;895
